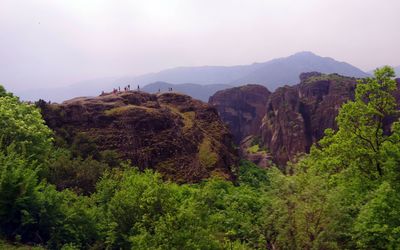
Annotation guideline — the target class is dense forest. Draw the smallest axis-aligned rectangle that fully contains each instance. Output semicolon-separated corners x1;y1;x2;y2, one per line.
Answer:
1;67;400;249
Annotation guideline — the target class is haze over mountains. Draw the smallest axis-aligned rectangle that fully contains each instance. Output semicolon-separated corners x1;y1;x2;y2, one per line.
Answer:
135;51;369;86
17;51;370;102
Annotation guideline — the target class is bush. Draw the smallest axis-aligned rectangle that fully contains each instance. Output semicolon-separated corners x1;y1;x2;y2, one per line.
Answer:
47;150;108;194
0;96;53;162
0;150;43;241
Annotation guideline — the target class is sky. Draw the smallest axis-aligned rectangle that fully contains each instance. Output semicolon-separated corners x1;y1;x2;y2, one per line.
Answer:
1;0;400;91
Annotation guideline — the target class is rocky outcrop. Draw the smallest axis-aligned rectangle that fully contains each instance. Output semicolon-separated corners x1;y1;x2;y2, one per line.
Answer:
209;73;364;166
261;73;357;165
208;84;271;144
40;91;238;183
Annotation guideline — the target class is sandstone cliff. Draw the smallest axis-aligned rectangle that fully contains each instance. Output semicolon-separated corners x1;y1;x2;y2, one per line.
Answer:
209;73;398;166
261;72;357;165
40;91;238;183
209;84;271;143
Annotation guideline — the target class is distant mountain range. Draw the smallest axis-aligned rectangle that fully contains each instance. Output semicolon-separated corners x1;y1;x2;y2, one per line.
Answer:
15;51;370;102
134;51;369;89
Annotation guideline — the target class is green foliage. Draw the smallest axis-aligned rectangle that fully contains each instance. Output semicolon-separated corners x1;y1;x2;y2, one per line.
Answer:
47;149;108;194
0;148;98;248
353;182;400;249
70;132;99;159
303;73;349;85
331;66;397;178
238;160;269;189
43;189;98;249
0;240;44;249
0;95;53;162
247;144;260;153
0;149;43;241
196;177;269;248
88;164;270;249
181;111;195;130
99;149;121;168
0;85;13;98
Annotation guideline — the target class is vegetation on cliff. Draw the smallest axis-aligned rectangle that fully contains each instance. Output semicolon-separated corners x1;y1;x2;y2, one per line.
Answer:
39;91;238;183
0;66;399;249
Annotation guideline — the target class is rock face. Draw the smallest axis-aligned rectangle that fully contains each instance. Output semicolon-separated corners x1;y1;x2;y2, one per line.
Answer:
261;72;357;165
40;91;238;183
209;73;362;166
208;84;271;144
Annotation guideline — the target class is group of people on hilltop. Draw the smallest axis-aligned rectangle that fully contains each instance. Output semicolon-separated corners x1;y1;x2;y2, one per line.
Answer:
100;84;174;96
157;87;173;93
101;84;141;96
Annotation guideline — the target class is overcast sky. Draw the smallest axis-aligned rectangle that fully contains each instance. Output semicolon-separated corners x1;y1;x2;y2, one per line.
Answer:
1;0;399;91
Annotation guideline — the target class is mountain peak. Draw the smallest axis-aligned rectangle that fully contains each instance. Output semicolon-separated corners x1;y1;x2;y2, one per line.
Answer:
291;51;318;57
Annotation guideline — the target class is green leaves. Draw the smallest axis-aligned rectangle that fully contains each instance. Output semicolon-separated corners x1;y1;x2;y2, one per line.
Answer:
353;182;400;249
0;85;13;98
0;96;53;162
90;162;270;249
0;150;41;239
335;66;397;178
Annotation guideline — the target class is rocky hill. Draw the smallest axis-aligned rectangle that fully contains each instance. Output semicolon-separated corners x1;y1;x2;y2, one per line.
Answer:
210;73;400;166
39;91;238;183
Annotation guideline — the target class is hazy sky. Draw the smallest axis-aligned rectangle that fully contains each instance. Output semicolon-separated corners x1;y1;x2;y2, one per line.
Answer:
1;0;399;91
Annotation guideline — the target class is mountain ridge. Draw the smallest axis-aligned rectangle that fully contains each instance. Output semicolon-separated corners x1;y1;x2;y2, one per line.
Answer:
131;51;369;89
16;51;369;102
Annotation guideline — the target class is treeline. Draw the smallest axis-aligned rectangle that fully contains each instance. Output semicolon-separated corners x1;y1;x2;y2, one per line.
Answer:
0;67;400;249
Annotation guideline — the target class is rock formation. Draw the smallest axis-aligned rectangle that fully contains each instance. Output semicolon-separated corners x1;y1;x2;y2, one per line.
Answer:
39;91;238;183
261;72;357;165
210;73;388;166
209;84;271;144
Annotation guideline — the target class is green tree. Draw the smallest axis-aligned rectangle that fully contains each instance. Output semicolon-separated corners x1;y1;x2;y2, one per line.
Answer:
321;67;397;178
0;149;42;241
262;66;400;249
47;149;108;195
0;85;13;98
353;182;400;249
0;95;53;162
